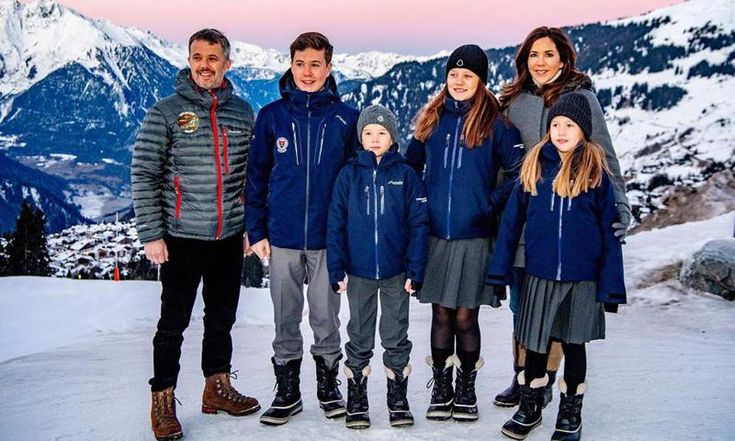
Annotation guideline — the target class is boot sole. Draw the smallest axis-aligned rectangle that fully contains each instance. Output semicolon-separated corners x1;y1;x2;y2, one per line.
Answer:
322;406;347;418
346;421;371;429
493;399;519;408
390;419;415;427
202;404;261;416
452;414;479;421
501;420;541;440
259;403;303;426
154;432;183;441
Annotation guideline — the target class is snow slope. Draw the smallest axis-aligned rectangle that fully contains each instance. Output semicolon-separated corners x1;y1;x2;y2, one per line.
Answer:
0;212;734;441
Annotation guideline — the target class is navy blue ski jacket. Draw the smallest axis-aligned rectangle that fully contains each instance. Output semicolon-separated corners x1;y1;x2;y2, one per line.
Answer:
405;96;524;240
486;142;626;305
327;150;429;284
245;70;360;250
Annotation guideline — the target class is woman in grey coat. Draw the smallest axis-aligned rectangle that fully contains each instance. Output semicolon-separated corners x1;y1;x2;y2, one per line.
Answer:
492;26;631;411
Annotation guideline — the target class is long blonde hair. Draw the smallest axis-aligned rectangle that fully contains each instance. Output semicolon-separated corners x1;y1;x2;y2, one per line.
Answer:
520;134;609;198
413;84;502;148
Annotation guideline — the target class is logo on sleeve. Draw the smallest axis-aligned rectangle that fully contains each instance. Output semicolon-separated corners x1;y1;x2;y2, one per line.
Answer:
276;137;289;153
177;112;200;133
513;143;525;149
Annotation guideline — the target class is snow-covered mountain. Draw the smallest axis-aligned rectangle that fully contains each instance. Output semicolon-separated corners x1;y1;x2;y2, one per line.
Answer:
0;0;732;227
344;0;735;222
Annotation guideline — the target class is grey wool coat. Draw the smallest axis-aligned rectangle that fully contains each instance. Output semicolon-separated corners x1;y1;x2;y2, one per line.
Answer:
132;68;254;244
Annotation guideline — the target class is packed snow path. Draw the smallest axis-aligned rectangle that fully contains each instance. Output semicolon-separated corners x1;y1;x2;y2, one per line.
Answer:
1;213;734;441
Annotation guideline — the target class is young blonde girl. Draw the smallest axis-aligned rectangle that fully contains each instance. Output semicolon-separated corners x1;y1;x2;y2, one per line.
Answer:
487;92;626;441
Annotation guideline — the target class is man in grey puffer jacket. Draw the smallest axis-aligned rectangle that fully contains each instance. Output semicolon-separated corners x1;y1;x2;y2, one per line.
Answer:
132;28;259;441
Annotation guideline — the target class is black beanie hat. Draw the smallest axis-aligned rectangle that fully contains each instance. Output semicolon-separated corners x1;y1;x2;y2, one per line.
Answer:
547;93;593;139
446;44;488;83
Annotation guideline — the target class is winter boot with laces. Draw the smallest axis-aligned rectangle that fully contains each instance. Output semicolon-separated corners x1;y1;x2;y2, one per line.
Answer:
501;372;548;440
151;387;183;441
344;365;371;429
551;380;586;441
494;364;523;407
259;357;303;426
314;354;346;418
452;356;483;421
202;371;260;416
425;355;454;420
385;365;414;427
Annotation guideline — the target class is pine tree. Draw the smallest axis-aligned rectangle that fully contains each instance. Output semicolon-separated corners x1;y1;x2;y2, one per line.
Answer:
6;201;50;276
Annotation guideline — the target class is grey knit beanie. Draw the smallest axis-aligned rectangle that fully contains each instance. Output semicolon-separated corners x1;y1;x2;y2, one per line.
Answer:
547;93;593;139
357;105;398;143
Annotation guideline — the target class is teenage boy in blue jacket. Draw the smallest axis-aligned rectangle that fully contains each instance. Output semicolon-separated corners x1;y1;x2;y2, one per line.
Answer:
245;32;360;426
327;105;429;429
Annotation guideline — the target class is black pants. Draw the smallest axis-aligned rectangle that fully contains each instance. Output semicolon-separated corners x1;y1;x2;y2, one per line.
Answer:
149;233;243;392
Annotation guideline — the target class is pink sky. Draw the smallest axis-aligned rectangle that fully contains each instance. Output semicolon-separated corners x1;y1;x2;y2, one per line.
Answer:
55;0;685;55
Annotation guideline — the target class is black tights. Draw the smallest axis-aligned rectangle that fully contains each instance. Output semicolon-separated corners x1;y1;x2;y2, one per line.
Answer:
525;339;586;394
430;304;480;370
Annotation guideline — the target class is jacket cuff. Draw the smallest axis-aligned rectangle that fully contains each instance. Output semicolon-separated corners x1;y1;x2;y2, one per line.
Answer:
485;273;509;286
604;303;619;313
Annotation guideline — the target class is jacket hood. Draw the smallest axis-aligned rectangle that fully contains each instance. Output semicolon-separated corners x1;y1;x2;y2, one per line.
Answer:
443;95;473;116
175;68;233;108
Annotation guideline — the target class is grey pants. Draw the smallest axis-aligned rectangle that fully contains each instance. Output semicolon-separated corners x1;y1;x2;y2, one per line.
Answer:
345;273;412;372
270;246;342;366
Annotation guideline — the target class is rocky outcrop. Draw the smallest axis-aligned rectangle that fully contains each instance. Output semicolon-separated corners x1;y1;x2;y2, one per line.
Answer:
679;239;735;300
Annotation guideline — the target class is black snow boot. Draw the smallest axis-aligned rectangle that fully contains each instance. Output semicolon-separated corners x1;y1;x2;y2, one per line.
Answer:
314;354;346;418
543;370;557;408
494;364;523;407
501;372;548;439
425;355;455;420
551;380;585;441
345;366;370;429
452;357;483;421
259;357;303;426
385;365;414;427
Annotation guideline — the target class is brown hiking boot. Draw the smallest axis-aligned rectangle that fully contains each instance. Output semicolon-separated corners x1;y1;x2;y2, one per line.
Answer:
151;387;183;441
202;372;260;416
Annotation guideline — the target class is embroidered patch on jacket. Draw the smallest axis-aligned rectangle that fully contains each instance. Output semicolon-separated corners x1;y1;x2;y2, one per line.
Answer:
513;143;525;149
276;137;289;153
177;112;200;133
388;180;403;186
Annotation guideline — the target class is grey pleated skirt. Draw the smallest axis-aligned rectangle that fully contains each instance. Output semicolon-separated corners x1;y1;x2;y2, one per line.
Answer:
516;275;605;354
418;236;501;309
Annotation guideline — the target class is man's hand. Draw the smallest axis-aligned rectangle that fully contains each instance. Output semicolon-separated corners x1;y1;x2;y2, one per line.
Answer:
335;276;348;294
144;238;169;265
405;278;416;295
243;233;252;256
250;238;271;260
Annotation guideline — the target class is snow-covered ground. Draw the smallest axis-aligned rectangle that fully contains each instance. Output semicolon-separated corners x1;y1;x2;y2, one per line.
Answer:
1;212;734;441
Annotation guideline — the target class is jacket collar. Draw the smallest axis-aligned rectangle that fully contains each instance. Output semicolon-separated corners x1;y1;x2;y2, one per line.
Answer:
443;95;472;116
540;141;585;166
278;69;341;113
175;68;233;109
353;148;402;169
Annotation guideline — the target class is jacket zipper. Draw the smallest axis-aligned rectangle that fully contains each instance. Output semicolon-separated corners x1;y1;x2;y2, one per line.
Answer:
222;126;230;175
446;116;461;239
317;122;326;165
443;133;450;168
556;194;564;280
174;176;182;219
209;91;224;240
365;186;370;215
372;169;380;279
291;122;301;166
304;95;311;250
380;185;385;215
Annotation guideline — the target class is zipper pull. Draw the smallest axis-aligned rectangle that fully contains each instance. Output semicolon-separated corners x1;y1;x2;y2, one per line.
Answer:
380;185;385;215
365;186;370;215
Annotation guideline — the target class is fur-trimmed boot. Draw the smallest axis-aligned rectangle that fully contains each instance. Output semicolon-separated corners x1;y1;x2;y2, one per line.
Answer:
425;355;455;420
345;365;371;429
385;365;413;427
259;357;303;426
551;380;585;441
501;372;548;439
151;387;183;441
202;372;260;416
314;355;346;418
452;356;483;421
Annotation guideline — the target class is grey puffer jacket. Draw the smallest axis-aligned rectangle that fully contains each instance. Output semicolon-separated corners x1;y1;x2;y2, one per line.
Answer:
132;68;253;243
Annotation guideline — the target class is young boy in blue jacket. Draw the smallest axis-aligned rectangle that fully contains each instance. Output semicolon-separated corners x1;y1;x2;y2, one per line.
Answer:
327;105;429;429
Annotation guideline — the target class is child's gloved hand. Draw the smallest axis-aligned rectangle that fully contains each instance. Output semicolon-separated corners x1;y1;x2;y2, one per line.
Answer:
603;303;619;313
612;203;633;244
